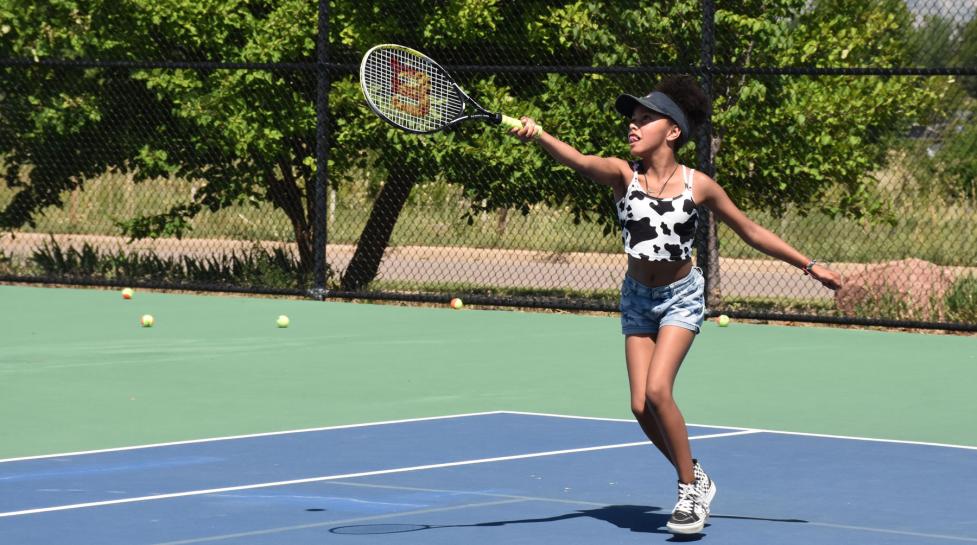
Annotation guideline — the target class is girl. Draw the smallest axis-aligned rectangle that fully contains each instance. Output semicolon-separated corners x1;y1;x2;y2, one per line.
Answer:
510;75;842;534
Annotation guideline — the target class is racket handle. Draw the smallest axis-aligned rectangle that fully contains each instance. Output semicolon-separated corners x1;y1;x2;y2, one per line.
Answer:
501;114;542;138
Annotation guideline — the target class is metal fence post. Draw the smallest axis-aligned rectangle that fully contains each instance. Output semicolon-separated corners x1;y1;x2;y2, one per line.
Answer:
696;0;718;310
312;0;330;300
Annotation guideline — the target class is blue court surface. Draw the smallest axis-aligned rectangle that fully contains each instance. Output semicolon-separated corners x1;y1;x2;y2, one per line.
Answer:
2;412;976;544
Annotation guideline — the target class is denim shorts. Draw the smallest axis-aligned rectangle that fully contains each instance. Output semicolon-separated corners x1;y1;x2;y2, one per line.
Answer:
620;267;705;335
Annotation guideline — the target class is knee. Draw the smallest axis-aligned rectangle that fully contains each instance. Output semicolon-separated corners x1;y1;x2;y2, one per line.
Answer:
631;399;647;419
645;385;674;411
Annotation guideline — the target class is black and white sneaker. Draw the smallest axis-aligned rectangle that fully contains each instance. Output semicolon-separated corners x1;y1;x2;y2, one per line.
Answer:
666;481;707;534
693;459;717;515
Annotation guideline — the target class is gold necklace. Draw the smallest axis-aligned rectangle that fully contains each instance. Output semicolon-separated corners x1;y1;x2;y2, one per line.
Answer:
642;164;680;196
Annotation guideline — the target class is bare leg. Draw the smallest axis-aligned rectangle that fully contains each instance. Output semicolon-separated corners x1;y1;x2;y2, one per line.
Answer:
645;325;697;483
625;333;674;466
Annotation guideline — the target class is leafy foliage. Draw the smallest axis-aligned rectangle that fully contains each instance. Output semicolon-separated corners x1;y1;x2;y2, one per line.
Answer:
921;106;977;202
0;0;963;287
1;0;320;270
945;275;977;323
29;237;317;288
958;17;977;99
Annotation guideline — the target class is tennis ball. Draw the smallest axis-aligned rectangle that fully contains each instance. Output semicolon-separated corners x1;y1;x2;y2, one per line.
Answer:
449;297;463;310
718;314;730;327
276;315;290;328
140;314;154;327
121;287;134;299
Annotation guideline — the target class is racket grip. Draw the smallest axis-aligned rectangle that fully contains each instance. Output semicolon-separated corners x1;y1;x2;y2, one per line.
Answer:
501;114;542;138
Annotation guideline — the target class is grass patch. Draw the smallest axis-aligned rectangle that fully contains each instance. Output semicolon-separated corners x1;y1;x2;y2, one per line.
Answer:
368;279;620;306
5;158;976;266
718;205;977;267
945;275;977;323
716;295;839;316
0;173;619;254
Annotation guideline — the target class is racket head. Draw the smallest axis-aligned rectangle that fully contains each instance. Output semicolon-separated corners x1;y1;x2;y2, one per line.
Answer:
359;44;466;134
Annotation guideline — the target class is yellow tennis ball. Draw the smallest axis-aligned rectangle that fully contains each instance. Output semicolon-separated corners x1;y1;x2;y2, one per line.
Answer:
718;314;730;327
140;314;154;327
449;298;463;310
276;315;290;328
121;287;134;299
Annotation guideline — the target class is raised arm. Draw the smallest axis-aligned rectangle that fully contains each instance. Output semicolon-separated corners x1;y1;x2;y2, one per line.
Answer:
511;117;629;190
695;173;842;290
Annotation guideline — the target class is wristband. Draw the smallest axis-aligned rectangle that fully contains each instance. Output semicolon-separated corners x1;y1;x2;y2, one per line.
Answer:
804;260;818;273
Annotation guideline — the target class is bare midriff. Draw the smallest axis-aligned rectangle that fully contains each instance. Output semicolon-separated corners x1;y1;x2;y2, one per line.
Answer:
626;256;693;287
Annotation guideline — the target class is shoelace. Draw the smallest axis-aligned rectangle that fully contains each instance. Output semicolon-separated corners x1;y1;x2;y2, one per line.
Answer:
674;482;701;514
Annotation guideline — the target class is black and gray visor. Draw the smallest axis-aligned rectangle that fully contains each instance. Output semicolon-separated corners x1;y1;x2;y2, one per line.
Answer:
615;91;690;143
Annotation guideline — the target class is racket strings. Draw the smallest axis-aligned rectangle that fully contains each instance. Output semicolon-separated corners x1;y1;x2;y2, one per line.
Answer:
363;48;463;132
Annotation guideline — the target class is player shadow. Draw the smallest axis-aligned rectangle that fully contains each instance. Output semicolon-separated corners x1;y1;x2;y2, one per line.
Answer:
328;504;808;541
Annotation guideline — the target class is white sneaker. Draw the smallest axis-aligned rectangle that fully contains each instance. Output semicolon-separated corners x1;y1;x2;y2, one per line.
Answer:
693;458;717;515
666;481;707;534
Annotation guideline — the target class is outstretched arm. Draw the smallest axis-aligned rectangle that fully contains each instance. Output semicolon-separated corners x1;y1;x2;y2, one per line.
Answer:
510;117;628;190
696;174;842;290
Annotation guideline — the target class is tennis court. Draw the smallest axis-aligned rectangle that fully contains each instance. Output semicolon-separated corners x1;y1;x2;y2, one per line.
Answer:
2;284;976;544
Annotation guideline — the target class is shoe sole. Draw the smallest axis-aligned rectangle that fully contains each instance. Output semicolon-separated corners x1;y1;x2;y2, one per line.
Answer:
666;519;706;534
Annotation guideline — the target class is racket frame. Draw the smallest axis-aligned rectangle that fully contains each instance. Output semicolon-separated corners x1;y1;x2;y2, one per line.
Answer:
359;44;524;134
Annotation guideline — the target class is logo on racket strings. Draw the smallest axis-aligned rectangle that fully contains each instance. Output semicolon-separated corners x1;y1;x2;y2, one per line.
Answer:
390;57;431;117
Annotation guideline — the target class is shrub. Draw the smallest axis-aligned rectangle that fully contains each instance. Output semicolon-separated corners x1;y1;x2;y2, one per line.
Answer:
945;275;977;324
29;239;325;290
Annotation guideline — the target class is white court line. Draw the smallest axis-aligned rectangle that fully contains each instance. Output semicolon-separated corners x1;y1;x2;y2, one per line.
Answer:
328;480;610;508
7;409;975;465
149;498;530;545
0;411;507;464
0;430;757;518
144;481;977;545
330;482;977;543
506;411;977;451
803;521;977;543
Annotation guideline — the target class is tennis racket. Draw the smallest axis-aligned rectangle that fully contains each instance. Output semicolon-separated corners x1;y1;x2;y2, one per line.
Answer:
359;44;539;135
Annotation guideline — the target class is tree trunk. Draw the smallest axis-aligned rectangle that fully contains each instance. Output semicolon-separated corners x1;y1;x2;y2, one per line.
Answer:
294;223;314;274
267;166;313;273
340;170;417;291
496;207;510;235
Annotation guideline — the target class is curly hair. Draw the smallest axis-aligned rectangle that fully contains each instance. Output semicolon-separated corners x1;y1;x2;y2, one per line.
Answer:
655;75;710;147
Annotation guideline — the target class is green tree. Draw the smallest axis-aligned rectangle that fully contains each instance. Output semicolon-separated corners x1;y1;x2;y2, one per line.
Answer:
0;0;946;294
908;14;958;67
958;15;977;99
908;11;977;206
1;0;322;271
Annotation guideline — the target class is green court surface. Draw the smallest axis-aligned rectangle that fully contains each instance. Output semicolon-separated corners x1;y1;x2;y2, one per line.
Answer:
1;284;976;459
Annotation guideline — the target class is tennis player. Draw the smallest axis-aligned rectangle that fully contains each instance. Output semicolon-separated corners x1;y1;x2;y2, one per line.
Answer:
510;75;843;534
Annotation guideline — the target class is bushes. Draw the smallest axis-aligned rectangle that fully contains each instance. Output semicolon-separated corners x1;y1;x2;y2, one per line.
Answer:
835;269;977;324
945;275;977;323
23;238;323;290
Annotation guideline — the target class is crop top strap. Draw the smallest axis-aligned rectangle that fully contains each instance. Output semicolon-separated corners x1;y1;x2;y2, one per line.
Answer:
683;165;695;190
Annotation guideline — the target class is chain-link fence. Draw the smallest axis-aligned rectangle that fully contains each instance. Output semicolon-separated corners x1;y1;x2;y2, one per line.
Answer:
2;1;976;330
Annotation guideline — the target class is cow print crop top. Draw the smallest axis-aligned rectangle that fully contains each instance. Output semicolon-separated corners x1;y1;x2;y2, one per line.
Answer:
616;163;698;262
